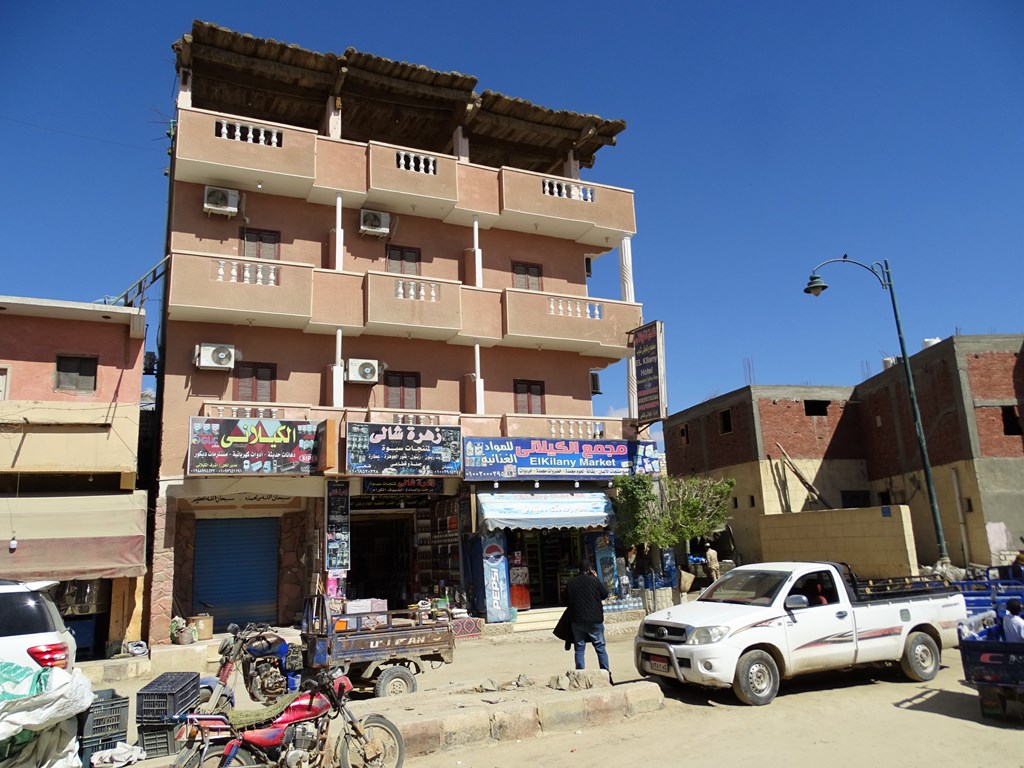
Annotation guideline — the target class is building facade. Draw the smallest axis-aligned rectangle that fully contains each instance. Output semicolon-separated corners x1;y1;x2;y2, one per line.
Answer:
148;22;650;644
0;296;148;659
665;335;1024;568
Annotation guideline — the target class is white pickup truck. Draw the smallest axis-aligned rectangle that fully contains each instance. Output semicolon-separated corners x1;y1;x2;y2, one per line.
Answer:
634;561;967;705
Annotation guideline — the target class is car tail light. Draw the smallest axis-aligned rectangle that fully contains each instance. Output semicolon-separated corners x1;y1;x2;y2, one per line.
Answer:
27;643;70;669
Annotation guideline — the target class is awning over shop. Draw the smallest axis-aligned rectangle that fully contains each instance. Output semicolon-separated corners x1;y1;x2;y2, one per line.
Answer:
477;491;614;532
0;492;147;580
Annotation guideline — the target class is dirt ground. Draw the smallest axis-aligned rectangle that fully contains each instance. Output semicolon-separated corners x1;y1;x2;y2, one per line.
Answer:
406;632;1024;768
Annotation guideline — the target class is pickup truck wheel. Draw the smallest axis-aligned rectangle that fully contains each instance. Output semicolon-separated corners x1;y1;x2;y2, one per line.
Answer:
733;650;779;706
374;666;417;697
900;631;939;682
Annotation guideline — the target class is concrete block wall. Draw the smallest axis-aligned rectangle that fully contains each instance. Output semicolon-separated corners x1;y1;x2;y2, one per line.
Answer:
759;505;918;578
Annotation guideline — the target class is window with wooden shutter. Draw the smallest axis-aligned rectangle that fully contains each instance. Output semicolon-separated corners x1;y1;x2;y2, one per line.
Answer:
235;363;276;402
386;246;420;275
241;228;280;260
514;380;544;414
512;262;542;291
56;356;98;392
385;372;419;409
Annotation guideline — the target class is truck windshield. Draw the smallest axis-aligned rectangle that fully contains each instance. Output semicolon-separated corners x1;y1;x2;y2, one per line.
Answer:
700;570;789;606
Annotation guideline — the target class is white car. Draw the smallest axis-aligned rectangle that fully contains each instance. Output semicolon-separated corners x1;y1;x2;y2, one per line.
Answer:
0;580;76;669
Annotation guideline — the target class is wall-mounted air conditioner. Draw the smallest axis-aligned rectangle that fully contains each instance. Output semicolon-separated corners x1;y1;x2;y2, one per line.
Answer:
590;372;602;395
204;186;240;217
359;209;391;236
347;358;380;383
195;343;237;371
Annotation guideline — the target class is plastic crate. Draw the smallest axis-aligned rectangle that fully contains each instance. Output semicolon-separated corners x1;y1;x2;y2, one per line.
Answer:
79;689;129;739
135;672;200;723
138;724;182;759
80;733;123;767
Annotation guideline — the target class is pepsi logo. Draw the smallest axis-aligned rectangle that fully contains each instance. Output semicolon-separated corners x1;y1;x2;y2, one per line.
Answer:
483;543;505;563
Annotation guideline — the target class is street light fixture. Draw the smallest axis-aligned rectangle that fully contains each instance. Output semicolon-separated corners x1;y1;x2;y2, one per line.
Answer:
803;255;949;563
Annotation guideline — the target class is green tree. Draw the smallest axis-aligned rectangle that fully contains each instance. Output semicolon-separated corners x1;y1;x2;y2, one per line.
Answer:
612;474;735;550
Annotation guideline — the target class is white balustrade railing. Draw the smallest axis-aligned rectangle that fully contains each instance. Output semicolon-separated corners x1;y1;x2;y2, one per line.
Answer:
215;120;283;147
548;297;602;320
215;260;280;286
396;151;438;175
548;419;606;440
541;179;595;202
392;413;440;425
394;278;439;302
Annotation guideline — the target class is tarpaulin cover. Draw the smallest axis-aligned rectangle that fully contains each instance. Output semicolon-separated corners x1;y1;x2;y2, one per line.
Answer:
477;491;614;531
0;492;147;580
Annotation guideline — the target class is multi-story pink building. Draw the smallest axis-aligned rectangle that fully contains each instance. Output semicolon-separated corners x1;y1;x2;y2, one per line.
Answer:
149;22;652;644
0;295;148;658
665;335;1024;568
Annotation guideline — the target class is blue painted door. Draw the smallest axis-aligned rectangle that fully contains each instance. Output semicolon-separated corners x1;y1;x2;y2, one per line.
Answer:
193;517;279;631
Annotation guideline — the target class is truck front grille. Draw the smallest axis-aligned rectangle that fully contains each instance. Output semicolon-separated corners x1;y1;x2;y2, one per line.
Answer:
642;623;688;643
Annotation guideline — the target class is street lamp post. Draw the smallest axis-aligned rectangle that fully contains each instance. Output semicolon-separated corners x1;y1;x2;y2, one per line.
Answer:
803;255;949;563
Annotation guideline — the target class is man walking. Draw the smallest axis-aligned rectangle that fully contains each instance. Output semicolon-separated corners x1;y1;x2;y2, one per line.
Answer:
705;542;720;581
565;558;611;682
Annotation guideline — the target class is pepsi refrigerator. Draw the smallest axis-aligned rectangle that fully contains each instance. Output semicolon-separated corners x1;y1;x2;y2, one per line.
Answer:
468;531;512;623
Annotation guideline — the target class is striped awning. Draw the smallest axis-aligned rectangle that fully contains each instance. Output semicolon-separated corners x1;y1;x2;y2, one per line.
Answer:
0;492;147;580
477;491;614;532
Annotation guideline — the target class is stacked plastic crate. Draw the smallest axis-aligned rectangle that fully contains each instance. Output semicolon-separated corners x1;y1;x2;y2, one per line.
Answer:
79;689;129;766
135;672;201;759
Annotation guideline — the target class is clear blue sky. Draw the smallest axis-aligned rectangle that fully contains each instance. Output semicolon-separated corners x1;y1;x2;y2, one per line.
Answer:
4;2;1022;446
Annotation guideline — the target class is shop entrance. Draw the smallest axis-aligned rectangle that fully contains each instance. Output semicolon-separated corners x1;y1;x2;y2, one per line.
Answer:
510;530;582;608
348;513;414;609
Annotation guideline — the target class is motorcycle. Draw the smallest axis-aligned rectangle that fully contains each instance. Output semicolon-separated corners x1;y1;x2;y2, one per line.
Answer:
172;667;404;768
198;622;305;711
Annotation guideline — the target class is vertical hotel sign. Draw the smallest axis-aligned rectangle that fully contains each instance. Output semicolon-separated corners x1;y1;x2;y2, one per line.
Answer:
633;320;667;425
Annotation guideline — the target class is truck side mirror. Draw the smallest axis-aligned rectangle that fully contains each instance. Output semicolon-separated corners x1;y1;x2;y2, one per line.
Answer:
785;594;810;611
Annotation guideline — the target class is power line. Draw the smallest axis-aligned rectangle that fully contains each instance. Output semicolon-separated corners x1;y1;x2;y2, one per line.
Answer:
0;114;164;153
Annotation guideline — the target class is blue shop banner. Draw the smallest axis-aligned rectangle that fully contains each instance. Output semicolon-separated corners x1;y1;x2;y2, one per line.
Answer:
346;423;462;476
463;438;661;481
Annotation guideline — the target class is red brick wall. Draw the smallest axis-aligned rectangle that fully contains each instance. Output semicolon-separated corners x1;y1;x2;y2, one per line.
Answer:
757;398;863;460
665;395;757;475
969;350;1024;458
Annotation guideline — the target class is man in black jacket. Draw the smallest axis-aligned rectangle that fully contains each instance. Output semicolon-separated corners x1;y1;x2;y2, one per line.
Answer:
564;558;611;679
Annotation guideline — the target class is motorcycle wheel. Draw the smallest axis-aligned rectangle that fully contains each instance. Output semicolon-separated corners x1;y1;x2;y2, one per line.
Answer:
338;714;405;768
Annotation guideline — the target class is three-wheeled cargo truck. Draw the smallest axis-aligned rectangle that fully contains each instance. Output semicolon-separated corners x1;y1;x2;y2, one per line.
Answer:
301;595;455;697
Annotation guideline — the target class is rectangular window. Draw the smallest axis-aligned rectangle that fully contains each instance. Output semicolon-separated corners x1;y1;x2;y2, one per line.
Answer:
0;368;7;400
241;228;280;260
804;400;830;416
385;372;420;409
56;356;97;392
512;262;542;291
1002;405;1023;436
514;380;545;415
679;424;689;445
748;495;756;508
840;490;871;508
235;363;276;402
386;245;420;275
878;490;892;506
719;409;732;434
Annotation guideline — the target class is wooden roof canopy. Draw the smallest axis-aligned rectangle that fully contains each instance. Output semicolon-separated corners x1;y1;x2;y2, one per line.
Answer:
173;21;625;173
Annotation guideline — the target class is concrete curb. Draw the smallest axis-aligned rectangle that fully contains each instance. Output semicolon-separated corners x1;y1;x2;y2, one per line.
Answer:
349;680;664;759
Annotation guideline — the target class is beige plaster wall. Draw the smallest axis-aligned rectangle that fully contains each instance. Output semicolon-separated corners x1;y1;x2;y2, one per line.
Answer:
759;505;918;578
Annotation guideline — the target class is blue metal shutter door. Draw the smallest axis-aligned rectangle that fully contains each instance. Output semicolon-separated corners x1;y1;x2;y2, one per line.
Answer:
193;517;280;630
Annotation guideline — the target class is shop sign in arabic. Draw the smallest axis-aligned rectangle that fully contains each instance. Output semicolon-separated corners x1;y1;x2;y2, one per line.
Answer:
633;320;667;425
346;423;462;476
186;417;321;475
325;479;350;570
361;478;443;494
463;437;661;480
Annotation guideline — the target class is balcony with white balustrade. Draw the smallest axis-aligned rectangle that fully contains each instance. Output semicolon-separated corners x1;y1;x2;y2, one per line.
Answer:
166;252;314;327
502;288;640;359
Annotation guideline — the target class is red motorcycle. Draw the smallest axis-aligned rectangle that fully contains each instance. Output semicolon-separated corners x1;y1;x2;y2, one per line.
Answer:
172;668;404;768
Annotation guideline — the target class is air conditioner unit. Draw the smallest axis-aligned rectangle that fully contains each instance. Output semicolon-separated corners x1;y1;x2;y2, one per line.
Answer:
195;343;236;371
590;372;602;395
359;209;391;236
347;358;380;383
204;186;240;217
